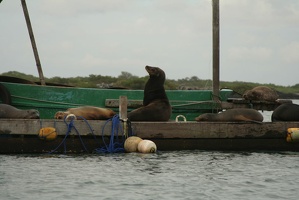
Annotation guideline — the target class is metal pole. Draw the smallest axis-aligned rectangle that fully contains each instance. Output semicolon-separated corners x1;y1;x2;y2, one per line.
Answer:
21;0;46;85
212;0;220;100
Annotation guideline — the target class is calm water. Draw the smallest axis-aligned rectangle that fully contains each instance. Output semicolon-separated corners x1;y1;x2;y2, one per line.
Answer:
1;151;299;200
1;100;299;200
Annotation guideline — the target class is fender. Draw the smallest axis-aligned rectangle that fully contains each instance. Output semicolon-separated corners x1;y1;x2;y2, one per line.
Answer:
0;83;12;105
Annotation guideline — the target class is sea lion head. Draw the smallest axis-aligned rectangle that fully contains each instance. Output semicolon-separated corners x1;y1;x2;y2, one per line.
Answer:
145;65;165;79
54;111;68;119
24;109;40;119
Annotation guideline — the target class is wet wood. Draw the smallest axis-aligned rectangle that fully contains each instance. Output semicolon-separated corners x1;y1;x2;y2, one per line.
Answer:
212;0;220;100
1;119;299;153
119;96;128;120
0;119;298;139
106;99;142;108
21;0;45;85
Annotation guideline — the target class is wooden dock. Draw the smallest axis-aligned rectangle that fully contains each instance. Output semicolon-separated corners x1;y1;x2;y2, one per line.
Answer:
1;119;299;154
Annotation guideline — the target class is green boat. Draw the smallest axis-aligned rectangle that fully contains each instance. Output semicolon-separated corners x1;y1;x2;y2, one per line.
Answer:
0;80;233;121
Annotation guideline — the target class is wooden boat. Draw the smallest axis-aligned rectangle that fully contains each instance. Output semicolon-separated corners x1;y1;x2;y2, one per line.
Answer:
0;81;234;121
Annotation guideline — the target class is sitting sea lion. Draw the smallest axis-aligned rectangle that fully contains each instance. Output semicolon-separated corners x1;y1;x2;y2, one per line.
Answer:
195;108;263;123
54;106;115;120
127;65;172;121
0;104;40;119
271;103;299;122
243;86;278;102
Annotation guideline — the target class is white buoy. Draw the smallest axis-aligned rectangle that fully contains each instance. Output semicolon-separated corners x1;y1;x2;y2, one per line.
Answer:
137;140;157;153
124;136;143;153
65;114;77;121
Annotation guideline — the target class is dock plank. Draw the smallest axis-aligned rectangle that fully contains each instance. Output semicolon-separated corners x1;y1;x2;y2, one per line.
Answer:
1;119;298;139
1;119;299;153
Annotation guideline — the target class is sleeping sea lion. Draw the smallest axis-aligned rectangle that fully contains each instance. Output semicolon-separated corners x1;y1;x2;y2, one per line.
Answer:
54;106;115;120
127;65;172;121
271;103;299;122
0;104;40;119
243;86;278;102
195;108;263;123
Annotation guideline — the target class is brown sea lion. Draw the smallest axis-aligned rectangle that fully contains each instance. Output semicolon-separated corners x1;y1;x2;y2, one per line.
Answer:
195;108;263;123
243;86;278;102
127;65;172;121
0;104;40;119
271;103;299;122
54;106;115;120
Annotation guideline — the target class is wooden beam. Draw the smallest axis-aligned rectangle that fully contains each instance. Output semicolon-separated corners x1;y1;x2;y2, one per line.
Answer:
212;0;220;100
21;0;46;85
0;119;297;139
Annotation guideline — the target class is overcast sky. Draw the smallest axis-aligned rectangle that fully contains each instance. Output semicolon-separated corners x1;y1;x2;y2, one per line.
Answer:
1;0;299;86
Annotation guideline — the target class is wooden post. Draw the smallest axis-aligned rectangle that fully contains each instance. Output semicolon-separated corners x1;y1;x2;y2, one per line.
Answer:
21;0;46;85
119;96;128;138
119;96;128;120
212;0;220;101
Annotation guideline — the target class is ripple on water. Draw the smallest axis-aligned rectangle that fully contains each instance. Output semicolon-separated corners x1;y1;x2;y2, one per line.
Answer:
1;151;299;200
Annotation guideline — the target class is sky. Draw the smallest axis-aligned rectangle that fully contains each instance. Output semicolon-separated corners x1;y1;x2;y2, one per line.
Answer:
1;0;299;86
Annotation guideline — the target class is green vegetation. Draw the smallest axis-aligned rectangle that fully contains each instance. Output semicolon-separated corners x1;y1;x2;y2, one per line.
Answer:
1;71;299;96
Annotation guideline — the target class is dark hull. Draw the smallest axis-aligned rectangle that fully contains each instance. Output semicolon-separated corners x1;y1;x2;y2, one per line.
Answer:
1;119;298;153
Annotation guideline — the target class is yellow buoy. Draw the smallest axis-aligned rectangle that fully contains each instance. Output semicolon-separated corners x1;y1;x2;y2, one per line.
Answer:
38;127;57;141
286;128;299;142
124;136;143;153
137;139;157;153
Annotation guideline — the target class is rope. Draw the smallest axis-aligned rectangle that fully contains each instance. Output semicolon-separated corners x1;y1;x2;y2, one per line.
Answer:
48;116;96;154
94;114;130;154
47;114;133;154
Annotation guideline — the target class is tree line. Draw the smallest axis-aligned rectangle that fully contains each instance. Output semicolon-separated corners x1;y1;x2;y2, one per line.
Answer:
1;71;299;98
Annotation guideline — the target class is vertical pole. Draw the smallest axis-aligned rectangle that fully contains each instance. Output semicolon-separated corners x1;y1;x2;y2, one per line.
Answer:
119;96;128;138
212;0;220;100
21;0;46;85
119;96;128;120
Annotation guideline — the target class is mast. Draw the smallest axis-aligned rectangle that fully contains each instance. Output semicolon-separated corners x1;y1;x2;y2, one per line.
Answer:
212;0;220;100
21;0;46;85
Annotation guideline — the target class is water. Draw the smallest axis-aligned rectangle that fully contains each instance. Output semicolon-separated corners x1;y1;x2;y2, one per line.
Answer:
1;100;299;200
1;151;299;200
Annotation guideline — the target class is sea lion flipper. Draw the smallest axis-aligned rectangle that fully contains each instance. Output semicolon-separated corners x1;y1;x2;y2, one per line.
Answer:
236;115;263;124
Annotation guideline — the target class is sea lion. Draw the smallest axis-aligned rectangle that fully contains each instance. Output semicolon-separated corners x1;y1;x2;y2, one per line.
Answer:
0;104;40;119
195;108;263;123
243;86;278;102
271;103;299;122
54;106;116;120
127;65;172;121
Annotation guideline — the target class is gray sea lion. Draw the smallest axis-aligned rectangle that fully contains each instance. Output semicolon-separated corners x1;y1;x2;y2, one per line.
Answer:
127;65;172;121
54;106;115;120
0;104;40;119
195;108;263;123
243;86;278;102
271;103;299;122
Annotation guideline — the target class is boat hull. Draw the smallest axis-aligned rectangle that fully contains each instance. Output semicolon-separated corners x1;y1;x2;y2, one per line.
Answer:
0;82;233;120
